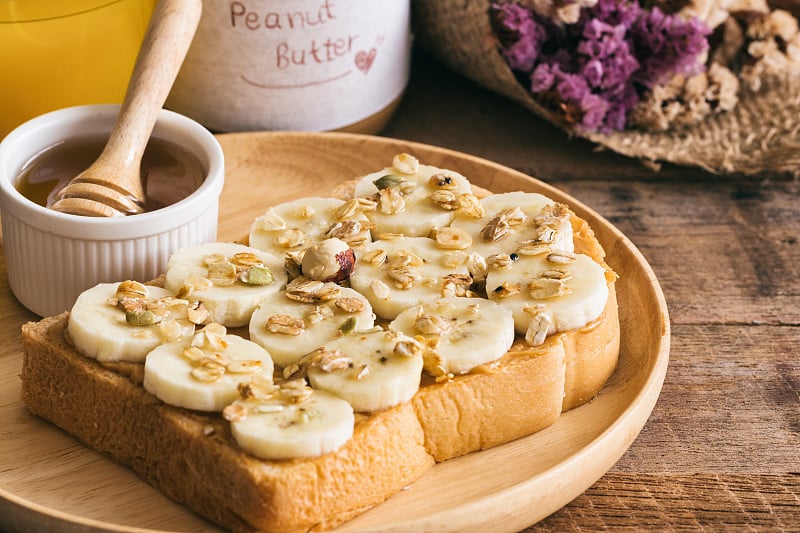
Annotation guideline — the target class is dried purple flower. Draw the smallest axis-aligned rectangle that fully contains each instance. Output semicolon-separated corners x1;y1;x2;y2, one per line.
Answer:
491;0;712;132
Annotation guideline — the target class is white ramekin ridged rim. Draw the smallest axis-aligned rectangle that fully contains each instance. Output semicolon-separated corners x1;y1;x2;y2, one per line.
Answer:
0;104;225;317
0;104;224;240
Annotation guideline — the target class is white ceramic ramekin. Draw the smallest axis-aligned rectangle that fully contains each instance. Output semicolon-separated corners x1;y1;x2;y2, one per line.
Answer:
0;104;224;317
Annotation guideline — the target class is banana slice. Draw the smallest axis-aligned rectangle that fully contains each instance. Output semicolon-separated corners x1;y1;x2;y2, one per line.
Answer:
67;281;196;363
353;153;477;237
248;197;372;257
163;242;287;327
389;297;515;377
348;236;472;320
449;191;574;260
485;251;609;344
224;379;354;460
249;281;375;368
143;324;274;412
306;329;424;413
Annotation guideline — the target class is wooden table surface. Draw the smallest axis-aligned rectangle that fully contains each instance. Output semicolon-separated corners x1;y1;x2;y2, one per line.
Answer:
380;50;800;530
0;48;796;532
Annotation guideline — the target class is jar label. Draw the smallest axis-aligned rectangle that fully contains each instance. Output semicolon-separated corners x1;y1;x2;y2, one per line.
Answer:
167;0;411;132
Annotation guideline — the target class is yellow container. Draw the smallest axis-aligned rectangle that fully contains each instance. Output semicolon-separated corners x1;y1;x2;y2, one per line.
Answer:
0;0;155;139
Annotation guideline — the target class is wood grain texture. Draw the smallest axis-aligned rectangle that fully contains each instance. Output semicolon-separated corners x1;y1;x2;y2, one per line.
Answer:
0;132;667;532
382;50;800;531
0;43;797;531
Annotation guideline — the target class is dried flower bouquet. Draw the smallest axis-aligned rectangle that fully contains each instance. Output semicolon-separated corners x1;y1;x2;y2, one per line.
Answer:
412;0;800;176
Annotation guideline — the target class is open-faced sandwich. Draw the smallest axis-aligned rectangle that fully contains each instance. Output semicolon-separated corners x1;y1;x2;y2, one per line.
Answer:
20;154;620;532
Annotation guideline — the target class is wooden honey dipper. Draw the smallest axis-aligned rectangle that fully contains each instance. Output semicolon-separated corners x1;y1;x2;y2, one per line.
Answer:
49;0;202;217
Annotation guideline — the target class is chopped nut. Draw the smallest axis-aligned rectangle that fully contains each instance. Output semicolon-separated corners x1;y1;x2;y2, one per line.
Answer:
202;253;228;267
441;273;473;297
275;228;306;249
227;360;264;374
284;250;304;280
540;268;572;280
187;301;210;324
441;250;468;268
195;323;228;351
517;243;551;257
457;193;485;218
301;238;355;282
222;403;248;422
430;189;459;210
311;348;352;372
279;379;314;403
333;199;360;220
253;208;287;231
296;204;315;219
528;278;569;299
467;252;488;283
389;249;426;268
286;277;325;303
388;266;423;289
534;203;570;228
266;314;305;335
158;319;185;341
363;248;387;266
370;279;392;300
501;206;527;226
354;364;370;380
182;346;207;362
282;364;302;381
394;339;423;358
392;153;419;175
375;232;404;240
305;304;334;324
399;180;417;194
492;282;521;298
207;261;237;286
115;280;148;300
435;226;473;250
231;252;264;269
414;314;452;335
378;186;406;214
335;297;365;313
487;253;514;270
546;251;578;265
185;273;214;292
325;220;363;240
356;197;378;211
525;313;553;346
530;227;556;245
481;215;510;242
191;362;225;383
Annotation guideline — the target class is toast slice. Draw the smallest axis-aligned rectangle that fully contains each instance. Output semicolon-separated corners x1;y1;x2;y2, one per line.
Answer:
19;179;619;531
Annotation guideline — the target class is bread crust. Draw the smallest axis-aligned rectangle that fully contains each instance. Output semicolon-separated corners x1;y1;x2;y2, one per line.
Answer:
21;316;434;532
18;181;620;531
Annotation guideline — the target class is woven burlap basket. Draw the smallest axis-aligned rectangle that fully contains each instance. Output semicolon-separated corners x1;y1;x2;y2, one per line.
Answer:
412;0;800;177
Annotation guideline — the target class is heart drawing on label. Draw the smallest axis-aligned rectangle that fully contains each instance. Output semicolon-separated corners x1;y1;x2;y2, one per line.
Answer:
355;48;377;74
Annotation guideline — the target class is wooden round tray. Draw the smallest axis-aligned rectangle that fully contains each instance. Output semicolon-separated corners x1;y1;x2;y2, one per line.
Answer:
0;132;670;532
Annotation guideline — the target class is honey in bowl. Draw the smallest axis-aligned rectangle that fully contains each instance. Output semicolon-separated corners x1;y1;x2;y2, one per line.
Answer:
16;135;205;213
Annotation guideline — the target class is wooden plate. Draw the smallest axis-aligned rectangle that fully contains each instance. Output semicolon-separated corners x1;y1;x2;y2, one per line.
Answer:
0;132;670;533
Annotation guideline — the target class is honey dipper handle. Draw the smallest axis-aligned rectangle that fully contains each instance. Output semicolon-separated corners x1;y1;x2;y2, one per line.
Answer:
97;0;203;194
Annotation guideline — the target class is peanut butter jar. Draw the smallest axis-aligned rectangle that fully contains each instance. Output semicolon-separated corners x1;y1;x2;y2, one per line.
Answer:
166;0;411;134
